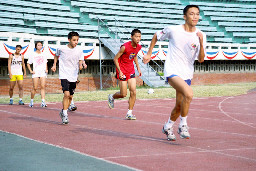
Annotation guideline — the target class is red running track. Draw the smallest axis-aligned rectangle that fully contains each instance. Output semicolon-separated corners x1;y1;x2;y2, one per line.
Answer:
0;91;256;170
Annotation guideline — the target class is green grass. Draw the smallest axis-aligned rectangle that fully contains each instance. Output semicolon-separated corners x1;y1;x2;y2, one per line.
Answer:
1;82;255;104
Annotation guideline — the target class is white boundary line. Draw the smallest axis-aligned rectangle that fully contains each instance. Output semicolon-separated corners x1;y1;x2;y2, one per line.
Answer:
218;97;256;129
0;130;141;171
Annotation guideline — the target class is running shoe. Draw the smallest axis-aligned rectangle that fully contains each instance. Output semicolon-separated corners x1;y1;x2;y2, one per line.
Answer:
41;102;47;107
9;99;13;105
177;125;190;139
125;113;136;120
162;123;176;141
68;104;77;111
29;101;33;107
59;110;69;124
19;100;24;105
108;94;114;109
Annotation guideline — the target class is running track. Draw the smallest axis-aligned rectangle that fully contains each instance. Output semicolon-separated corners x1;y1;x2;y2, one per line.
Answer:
0;91;256;170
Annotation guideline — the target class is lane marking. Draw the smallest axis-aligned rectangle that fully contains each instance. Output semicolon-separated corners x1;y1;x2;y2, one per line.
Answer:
218;97;256;129
0;130;141;171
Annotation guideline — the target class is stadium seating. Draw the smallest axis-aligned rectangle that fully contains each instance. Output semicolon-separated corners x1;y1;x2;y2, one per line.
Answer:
0;0;255;43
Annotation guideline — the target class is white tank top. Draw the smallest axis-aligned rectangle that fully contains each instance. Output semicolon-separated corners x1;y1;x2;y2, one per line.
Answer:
11;54;23;75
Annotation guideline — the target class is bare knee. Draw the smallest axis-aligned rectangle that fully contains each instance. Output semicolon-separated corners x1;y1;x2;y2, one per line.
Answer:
184;92;193;103
130;90;136;97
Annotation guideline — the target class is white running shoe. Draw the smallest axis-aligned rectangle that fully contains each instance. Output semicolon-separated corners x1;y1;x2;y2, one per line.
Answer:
162;123;176;141
177;125;190;139
68;104;77;111
41;101;47;107
29;101;33;107
108;94;114;109
125;113;136;120
59;110;69;124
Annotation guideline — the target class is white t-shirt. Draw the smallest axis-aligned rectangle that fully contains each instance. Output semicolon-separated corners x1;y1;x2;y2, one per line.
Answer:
11;54;23;75
56;45;84;82
157;25;207;80
28;52;48;78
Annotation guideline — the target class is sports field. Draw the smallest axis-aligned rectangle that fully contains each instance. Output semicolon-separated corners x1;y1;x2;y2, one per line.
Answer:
0;82;256;170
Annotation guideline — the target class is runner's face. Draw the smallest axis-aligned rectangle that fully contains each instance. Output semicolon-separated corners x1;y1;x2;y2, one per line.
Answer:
131;33;141;44
36;43;43;50
15;47;21;54
68;36;79;48
184;7;200;27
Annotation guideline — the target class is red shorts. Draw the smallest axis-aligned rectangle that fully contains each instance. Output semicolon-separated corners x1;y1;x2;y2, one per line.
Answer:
116;73;135;81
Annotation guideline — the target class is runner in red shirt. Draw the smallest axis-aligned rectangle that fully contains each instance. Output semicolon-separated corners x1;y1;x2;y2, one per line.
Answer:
108;29;142;120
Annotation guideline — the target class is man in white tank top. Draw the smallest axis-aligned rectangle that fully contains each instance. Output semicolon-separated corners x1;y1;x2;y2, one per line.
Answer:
143;5;206;141
8;45;27;105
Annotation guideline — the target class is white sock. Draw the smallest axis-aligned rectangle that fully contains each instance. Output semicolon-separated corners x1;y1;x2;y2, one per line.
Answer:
10;98;13;100
63;110;68;116
127;109;132;115
31;99;33;103
179;116;187;127
71;100;74;105
42;99;45;103
19;98;22;101
165;117;175;128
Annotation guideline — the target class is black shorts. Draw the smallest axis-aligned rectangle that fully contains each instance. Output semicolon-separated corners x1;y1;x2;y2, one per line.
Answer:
61;79;77;95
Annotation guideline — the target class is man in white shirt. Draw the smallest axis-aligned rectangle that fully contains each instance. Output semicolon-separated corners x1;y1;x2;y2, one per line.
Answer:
143;5;206;141
51;32;87;124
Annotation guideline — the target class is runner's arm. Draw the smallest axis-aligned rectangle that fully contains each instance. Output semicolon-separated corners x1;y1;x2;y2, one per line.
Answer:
143;33;158;64
197;31;205;63
134;55;141;77
8;54;12;79
51;54;58;72
114;46;125;78
21;55;26;77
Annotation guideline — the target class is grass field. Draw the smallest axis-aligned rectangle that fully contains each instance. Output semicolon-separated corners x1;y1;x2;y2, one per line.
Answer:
0;82;256;104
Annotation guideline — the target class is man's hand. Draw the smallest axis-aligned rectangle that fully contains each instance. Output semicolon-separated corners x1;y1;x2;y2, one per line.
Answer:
143;54;151;64
197;31;204;44
138;68;142;77
82;61;87;69
119;71;125;80
23;74;26;78
9;74;12;79
51;65;56;72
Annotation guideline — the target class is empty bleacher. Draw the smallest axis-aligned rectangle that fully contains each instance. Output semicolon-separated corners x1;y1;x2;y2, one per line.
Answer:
0;0;255;43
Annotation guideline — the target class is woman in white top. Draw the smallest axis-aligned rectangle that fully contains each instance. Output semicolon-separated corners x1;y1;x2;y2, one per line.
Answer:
27;42;48;107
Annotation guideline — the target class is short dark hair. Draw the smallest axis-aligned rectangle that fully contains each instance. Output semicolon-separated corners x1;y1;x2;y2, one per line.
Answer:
68;31;79;39
35;41;43;49
16;45;22;49
131;29;141;36
183;5;200;15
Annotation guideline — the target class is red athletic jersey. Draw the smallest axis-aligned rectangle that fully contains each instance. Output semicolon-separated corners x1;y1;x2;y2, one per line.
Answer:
116;41;142;75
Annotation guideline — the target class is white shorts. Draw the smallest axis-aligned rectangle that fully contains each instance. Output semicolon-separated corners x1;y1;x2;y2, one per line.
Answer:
32;72;47;78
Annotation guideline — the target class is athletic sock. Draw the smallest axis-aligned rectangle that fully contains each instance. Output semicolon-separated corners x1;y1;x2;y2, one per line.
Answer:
71;100;74;105
63;110;68;116
165;117;175;129
42;99;45;103
127;109;132;115
179;116;187;128
19;98;22;101
10;98;13;100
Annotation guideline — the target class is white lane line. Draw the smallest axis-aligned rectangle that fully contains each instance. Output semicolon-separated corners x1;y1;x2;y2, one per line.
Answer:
218;97;256;129
0;130;140;171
